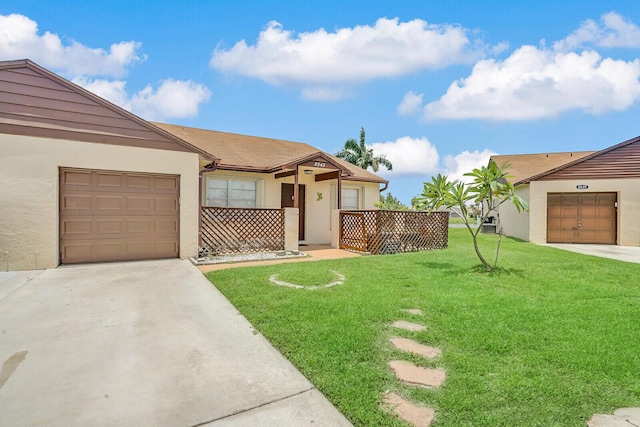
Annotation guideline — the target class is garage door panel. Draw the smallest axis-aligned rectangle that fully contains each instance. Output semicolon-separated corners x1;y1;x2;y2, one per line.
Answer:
62;219;92;235
62;194;92;210
96;195;124;211
596;206;615;216
155;197;178;212
547;192;616;244
156;176;179;190
155;219;179;233
96;219;124;234
96;172;125;188
579;206;597;217
127;196;153;212
127;219;152;233
60;168;180;264
561;207;578;216
128;175;153;189
62;169;92;186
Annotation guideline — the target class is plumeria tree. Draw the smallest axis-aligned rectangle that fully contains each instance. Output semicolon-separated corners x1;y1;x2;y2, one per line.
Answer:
415;160;528;271
335;127;393;172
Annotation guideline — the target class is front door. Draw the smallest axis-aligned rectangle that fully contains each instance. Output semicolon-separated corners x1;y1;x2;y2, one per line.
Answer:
281;183;305;240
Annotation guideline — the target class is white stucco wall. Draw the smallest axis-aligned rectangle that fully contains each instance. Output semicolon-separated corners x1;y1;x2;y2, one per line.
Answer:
496;185;530;241
529;178;640;246
201;170;381;244
1;134;201;271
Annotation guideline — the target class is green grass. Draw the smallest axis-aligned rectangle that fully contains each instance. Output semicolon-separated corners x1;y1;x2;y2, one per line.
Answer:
448;216;471;224
205;229;640;426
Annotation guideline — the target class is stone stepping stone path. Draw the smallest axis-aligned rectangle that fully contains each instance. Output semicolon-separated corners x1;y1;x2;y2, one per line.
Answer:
587;408;640;427
391;320;427;332
388;360;446;388
390;337;441;359
382;309;445;426
382;392;435;427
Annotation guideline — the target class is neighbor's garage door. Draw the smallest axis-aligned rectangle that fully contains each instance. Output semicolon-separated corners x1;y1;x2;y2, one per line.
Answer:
60;168;179;264
547;192;617;244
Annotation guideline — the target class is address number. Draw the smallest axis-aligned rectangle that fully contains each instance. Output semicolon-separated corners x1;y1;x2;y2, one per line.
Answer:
314;162;326;168
576;185;589;189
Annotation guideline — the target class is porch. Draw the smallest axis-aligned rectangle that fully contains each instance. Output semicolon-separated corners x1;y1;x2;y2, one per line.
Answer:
198;207;449;261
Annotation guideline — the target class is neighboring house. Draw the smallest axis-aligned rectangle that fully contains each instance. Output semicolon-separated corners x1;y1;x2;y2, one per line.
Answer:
0;59;388;271
152;122;388;245
492;135;640;246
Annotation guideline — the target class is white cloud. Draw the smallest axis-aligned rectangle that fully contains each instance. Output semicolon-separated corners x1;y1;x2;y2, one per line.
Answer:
74;77;211;121
443;149;496;183
423;45;640;121
301;86;354;102
369;136;440;176
397;91;424;116
0;13;145;77
211;18;484;98
0;13;211;119
554;12;640;51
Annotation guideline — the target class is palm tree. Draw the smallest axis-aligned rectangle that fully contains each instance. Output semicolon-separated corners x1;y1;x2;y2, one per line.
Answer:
335;127;393;172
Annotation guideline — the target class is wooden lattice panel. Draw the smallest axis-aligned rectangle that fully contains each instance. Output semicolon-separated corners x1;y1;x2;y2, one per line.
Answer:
200;207;285;255
339;210;449;255
339;212;367;252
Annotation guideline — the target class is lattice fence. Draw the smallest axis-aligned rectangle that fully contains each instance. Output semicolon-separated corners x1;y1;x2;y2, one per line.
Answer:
339;210;449;255
200;207;285;256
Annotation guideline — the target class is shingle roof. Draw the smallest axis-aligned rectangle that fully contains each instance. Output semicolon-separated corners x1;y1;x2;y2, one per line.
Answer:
491;151;595;185
153;122;388;184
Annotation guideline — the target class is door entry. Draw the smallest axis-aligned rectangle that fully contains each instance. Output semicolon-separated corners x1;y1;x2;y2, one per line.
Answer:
281;183;306;240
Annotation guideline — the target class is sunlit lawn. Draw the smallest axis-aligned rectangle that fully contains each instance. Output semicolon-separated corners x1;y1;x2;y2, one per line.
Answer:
205;229;640;426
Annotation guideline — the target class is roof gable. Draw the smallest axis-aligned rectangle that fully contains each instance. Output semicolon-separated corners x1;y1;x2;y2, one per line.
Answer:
522;135;640;183
0;59;214;160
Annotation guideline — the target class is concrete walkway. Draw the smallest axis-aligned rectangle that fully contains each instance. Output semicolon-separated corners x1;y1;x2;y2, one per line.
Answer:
544;244;640;264
199;245;361;273
0;260;351;427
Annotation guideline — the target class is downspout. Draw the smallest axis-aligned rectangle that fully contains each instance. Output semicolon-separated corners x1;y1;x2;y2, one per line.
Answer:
379;182;389;192
199;161;218;253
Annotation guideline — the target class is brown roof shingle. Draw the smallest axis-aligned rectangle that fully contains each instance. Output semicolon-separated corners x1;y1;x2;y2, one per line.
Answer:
153;122;387;183
491;151;595;185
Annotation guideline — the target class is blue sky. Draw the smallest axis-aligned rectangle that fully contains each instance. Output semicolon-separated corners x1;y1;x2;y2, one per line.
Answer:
2;1;639;204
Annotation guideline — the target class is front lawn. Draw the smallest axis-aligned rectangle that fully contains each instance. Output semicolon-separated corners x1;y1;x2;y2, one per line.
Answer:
205;229;640;426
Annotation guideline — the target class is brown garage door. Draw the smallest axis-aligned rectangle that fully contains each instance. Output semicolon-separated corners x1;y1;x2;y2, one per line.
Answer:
60;168;179;264
547;192;617;244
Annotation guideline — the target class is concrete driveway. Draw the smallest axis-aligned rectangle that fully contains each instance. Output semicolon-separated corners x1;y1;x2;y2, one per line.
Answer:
0;260;351;427
545;244;640;264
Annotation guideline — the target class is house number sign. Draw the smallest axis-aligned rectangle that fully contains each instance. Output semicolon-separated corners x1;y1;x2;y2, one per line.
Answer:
576;185;589;189
314;162;326;168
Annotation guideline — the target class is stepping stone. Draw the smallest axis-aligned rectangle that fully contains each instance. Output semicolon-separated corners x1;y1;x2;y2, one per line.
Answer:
587;408;640;427
388;360;446;388
402;308;424;316
587;414;636;427
614;408;640;425
382;392;435;427
390;337;441;359
391;320;427;332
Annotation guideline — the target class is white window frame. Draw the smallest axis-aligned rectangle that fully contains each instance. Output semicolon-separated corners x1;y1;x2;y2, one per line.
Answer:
331;184;364;210
205;176;263;208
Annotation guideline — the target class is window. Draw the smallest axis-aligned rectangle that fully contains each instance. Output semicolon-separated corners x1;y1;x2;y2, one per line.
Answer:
206;179;256;208
341;187;360;210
